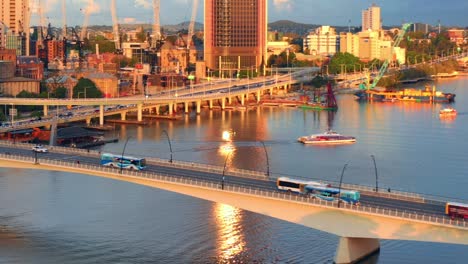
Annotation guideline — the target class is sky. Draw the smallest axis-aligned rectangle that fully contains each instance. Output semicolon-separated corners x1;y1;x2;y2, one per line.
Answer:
30;0;468;28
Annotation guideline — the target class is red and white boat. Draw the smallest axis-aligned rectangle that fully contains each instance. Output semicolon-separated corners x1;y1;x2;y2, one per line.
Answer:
298;130;356;145
439;108;457;116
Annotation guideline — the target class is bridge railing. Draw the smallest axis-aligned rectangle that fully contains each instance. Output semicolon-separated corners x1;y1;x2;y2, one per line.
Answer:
0;152;466;229
0;142;465;206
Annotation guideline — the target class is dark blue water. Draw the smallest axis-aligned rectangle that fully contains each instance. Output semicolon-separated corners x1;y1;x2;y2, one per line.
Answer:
1;77;467;263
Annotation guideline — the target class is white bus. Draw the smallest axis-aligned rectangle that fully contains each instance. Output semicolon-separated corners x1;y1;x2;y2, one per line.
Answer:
276;177;328;194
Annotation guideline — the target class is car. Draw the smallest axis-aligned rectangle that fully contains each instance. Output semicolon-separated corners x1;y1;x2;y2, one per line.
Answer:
32;145;48;153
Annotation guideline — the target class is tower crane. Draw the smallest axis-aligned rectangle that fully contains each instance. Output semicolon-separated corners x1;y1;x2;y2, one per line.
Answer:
187;0;199;49
151;0;161;49
363;23;411;91
37;0;47;47
61;0;67;40
80;1;92;41
110;0;122;54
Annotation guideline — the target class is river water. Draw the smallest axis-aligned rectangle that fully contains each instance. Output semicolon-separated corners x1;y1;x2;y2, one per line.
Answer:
1;77;467;263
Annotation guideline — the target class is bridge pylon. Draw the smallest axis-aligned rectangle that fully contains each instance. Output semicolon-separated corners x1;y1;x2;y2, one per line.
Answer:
335;237;380;264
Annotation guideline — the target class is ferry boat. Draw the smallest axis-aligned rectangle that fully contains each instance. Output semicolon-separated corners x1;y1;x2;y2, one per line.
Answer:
439;108;457;116
355;85;456;103
297;130;356;145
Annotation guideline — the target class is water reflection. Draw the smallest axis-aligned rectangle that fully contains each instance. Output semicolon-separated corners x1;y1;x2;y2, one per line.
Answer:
214;203;245;260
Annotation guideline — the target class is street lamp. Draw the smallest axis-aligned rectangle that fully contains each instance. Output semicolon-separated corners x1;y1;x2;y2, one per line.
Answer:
337;163;348;208
221;152;230;190
260;141;270;177
162;129;173;163
371;155;378;192
120;136;132;174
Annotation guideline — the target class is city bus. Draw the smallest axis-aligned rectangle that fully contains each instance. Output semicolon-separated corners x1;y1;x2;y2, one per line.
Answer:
305;184;361;205
100;153;147;170
445;202;468;219
276;177;328;194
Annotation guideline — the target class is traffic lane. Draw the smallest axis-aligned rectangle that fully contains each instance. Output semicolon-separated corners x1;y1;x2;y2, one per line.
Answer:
361;195;445;217
0;146;451;217
21;147;278;190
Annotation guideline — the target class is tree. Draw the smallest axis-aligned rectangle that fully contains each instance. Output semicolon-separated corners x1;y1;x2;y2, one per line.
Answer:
136;27;147;42
73;78;103;98
290;38;304;52
328;52;361;74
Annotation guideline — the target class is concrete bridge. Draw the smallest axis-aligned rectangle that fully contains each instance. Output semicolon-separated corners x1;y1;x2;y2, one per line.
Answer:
0;68;318;133
334;51;468;88
0;141;466;263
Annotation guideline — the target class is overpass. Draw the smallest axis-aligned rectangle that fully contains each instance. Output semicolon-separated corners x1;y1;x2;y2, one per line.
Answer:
0;141;466;263
0;68;318;133
334;51;468;88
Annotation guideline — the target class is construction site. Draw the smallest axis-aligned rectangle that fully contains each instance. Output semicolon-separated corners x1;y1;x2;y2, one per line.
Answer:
21;0;203;97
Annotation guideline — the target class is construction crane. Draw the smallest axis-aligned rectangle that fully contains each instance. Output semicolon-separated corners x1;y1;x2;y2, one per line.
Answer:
37;0;47;47
187;0;199;49
61;0;67;40
80;1;92;41
363;23;412;91
151;0;161;49
110;0;122;54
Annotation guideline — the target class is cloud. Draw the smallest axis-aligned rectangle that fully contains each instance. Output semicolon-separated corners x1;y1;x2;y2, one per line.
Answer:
273;0;293;11
135;0;152;9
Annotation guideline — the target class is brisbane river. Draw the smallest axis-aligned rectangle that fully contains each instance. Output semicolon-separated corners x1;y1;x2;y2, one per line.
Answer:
1;77;467;263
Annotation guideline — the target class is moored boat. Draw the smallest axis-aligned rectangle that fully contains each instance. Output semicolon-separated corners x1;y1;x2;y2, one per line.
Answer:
355;85;456;103
439;108;457;116
298;130;356;144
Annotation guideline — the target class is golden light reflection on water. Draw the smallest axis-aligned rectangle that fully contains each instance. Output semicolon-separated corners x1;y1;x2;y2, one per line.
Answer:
215;203;245;260
219;142;235;157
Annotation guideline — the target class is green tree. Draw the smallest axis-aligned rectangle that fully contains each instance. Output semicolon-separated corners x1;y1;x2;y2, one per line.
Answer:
136;28;147;42
73;78;103;98
54;87;68;98
328;52;361;74
16;90;41;112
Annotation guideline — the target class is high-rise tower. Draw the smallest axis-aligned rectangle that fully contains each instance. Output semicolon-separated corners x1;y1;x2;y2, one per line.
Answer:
0;0;30;55
362;4;381;32
204;0;267;76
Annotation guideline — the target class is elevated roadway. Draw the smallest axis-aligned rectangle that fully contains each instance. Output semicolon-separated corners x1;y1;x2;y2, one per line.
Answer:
0;141;466;263
0;68;319;133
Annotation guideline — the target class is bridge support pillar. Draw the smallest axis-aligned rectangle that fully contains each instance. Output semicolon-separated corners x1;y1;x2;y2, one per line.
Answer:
85;117;91;125
155;105;160;115
334;237;380;264
121;112;127;121
184;102;189;114
196;101;201;114
49;121;57;146
269;88;274;96
99;105;104;125
256;91;261;103
168;103;173;115
228;96;232;105
43;105;48;117
221;98;226;110
137;104;143;122
209;100;213;110
240;94;245;106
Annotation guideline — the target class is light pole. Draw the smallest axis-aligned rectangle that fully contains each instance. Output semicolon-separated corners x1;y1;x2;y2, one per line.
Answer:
371;155;378;192
260;141;270;177
221;152;230;190
337;163;348;208
162;129;173;163
120;136;132;174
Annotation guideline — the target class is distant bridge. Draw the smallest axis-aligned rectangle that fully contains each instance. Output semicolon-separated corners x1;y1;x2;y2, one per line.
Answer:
334;51;468;88
0;68;318;133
